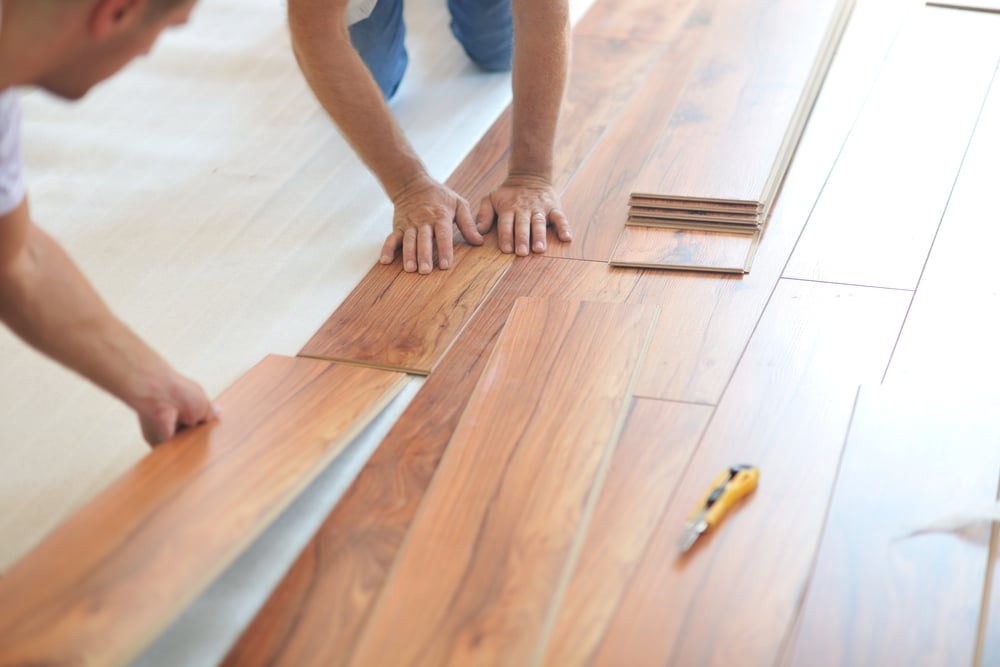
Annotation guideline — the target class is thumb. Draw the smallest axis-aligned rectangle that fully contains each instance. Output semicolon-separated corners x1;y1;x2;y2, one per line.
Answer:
140;405;180;447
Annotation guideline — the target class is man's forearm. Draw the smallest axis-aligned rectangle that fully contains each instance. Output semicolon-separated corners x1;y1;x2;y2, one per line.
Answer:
509;0;571;180
288;0;431;199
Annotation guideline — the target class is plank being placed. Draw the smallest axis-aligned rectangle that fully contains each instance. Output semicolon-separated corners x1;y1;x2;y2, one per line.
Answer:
348;298;659;666
224;258;641;667
783;385;1000;667
590;280;910;666
0;355;407;667
784;6;1000;289
300;34;666;374
610;225;757;273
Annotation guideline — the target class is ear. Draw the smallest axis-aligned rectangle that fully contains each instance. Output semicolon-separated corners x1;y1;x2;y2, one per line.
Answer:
89;0;148;39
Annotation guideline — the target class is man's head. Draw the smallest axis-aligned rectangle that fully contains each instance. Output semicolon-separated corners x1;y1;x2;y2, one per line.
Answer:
4;0;197;99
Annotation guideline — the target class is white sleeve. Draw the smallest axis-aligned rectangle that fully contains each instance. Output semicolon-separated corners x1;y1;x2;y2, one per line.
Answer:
0;88;26;217
346;0;377;26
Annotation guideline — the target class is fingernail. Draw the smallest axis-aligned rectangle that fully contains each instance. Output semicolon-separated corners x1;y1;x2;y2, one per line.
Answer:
380;255;391;264
405;261;416;272
439;258;450;270
534;241;546;252
419;263;431;274
516;244;528;256
213;403;223;418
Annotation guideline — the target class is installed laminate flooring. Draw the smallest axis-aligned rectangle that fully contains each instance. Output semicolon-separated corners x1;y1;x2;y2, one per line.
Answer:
0;356;405;666
783;385;1000;667
347;299;659;666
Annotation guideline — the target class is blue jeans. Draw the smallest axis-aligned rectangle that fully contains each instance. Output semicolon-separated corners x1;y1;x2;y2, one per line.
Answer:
350;0;514;100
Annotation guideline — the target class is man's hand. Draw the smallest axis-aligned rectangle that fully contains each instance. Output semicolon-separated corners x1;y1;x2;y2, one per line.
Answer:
478;173;572;256
131;369;218;446
381;178;484;274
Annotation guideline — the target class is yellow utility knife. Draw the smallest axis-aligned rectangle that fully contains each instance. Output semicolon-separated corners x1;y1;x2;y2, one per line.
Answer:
677;464;759;555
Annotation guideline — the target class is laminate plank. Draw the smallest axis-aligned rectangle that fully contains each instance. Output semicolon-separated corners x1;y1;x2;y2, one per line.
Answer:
783;385;1000;667
300;34;663;373
591;279;910;666
0;355;406;666
928;0;1000;12
624;0;910;403
574;0;702;43
224;258;641;667
610;226;754;274
884;69;1000;392
348;298;659;667
547;5;714;261
631;0;851;206
539;398;713;667
784;7;1000;290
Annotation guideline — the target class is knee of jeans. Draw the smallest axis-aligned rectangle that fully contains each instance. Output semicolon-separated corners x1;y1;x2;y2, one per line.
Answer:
452;25;513;72
351;38;408;100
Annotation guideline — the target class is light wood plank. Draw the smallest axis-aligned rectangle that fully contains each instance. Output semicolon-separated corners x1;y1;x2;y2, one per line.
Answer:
784;385;1000;667
928;0;1000;12
591;280;910;666
784;7;1000;289
574;0;702;43
631;0;851;206
884;69;1000;392
539;398;712;667
624;0;911;403
0;355;406;666
610;226;755;273
348;299;659;667
224;258;641;667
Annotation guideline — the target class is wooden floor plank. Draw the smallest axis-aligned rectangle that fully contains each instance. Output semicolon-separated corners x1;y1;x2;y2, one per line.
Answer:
539;398;713;667
574;0;702;43
631;0;850;206
623;0;910;404
783;385;1000;667
884;68;1000;392
610;226;754;273
300;33;665;374
0;356;406;666
224;258;641;667
591;280;910;666
784;6;1000;289
347;299;659;667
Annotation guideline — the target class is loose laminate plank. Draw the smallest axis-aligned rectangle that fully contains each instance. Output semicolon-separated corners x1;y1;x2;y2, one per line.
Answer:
884;68;1000;392
0;355;406;667
225;258;642;667
610;226;755;273
348;298;659;667
784;385;1000;667
590;279;910;666
300;33;663;374
539;398;712;667
784;6;1000;289
631;0;851;205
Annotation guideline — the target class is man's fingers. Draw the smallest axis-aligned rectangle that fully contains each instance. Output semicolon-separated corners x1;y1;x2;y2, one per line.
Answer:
497;210;515;254
454;200;481;249
476;198;495;235
531;211;547;253
434;219;456;270
417;224;434;274
514;209;531;256
380;230;402;265
140;407;178;447
550;208;573;242
402;227;418;273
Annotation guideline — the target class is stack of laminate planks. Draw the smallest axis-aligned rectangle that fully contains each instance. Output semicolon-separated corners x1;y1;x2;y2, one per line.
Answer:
611;0;855;273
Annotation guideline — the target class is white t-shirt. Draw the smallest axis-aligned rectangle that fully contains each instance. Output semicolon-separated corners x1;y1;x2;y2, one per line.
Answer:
0;88;25;217
346;0;377;25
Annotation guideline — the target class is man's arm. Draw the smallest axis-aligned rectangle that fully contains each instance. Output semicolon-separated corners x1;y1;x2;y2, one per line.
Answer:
288;0;484;274
0;198;216;445
477;0;573;256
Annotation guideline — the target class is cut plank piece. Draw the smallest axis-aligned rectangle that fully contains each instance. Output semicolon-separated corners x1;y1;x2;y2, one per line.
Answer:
927;0;1000;12
539;398;712;666
784;6;1000;289
589;280;910;666
348;298;659;666
224;258;642;667
0;355;406;666
630;0;853;212
783;385;1000;667
300;35;664;374
610;226;757;273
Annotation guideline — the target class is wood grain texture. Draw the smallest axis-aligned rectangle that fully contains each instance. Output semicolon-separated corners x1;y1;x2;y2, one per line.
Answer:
624;0;910;403
631;0;851;205
225;258;641;667
784;385;1000;667
539;398;712;667
591;279;910;666
784;6;1000;289
348;298;659;667
610;226;754;273
574;0;702;43
927;0;1000;12
547;4;708;261
884;69;1000;393
0;355;406;667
